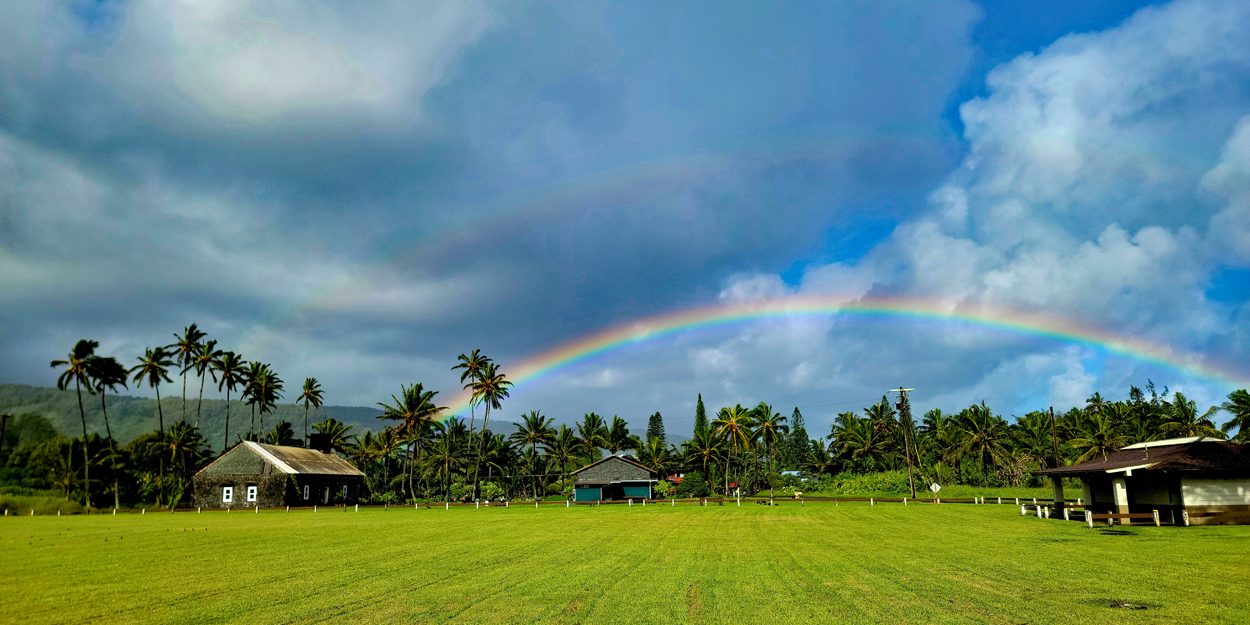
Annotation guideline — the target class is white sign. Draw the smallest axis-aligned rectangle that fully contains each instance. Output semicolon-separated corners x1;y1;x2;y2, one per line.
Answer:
929;483;941;493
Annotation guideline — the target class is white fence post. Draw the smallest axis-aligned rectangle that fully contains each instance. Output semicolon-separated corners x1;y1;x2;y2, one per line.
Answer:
671;499;675;507
355;504;359;512
1021;504;1026;516
1014;498;1019;505
142;508;146;515
870;498;875;507
313;505;317;513
1152;510;1160;527
565;500;569;508
1063;508;1070;521
903;497;908;506
1182;510;1190;526
997;497;1001;504
1085;510;1093;528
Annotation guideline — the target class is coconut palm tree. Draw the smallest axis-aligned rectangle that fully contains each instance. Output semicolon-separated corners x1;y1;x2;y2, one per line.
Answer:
213;351;247;450
312;418;356;453
378;383;447;500
425;428;464;501
712;404;753;495
242;361;265;440
469;362;512;500
167;324;205;424
51;339;99;508
682;429;724;480
190;340;222;429
251;364;284;437
752;402;788;485
603;416;638;455
509;411;554;499
130;347;175;434
1221;389;1250;442
297;377;325;448
543;425;581;483
263;421;301;446
452;349;491;434
952;402;1010;478
1068;412;1128;462
637;436;674;476
576;413;607;459
1161;392;1223;438
88;355;128;510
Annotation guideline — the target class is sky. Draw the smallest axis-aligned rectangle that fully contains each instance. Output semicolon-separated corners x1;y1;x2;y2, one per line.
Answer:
3;0;1249;438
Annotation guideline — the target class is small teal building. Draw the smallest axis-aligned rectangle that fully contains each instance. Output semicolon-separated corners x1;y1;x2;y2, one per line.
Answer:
573;455;657;502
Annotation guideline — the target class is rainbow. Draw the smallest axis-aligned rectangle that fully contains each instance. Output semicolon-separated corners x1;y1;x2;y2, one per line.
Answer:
440;295;1249;418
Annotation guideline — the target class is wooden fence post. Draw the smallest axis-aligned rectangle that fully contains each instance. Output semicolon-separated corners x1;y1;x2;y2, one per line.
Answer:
313;505;316;513
997;497;1002;504
1182;510;1190;526
1014;498;1019;505
903;497;907;506
1063;508;1070;521
1021;504;1026;516
1085;510;1093;528
1152;510;1159;527
870;498;875;507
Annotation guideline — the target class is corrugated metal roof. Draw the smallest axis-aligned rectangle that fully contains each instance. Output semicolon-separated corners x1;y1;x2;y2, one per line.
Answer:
244;441;365;476
1036;440;1250;477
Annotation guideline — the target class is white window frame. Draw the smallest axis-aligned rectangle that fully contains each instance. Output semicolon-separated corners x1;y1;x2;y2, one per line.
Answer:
246;485;258;503
303;485;309;500
222;486;233;504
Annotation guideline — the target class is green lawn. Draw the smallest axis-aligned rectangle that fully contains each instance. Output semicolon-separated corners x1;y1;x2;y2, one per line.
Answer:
3;502;1248;624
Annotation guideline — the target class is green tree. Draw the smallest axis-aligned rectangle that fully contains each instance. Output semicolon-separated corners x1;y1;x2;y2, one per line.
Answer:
1161;392;1223;438
784;407;809;470
263;421;300;446
88;355;128;509
130;347;174;434
751;402;788;488
469;362;512;501
213;351;247;450
576;413;607;459
1068;412;1128;462
646;411;666;445
682;429;724;480
1221;389;1250;441
543;425;581;482
712;404;752;495
51;339;99;508
694;394;707;438
509;411;555;499
378;383;446;500
296;377;325;448
167;324;205;424
603;416;638;455
952;402;1009;479
451;349;491;434
190;340;223;429
311;418;356;452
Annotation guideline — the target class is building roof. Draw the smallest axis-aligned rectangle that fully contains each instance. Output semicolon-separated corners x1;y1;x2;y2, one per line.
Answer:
196;441;365;478
1036;438;1250;477
573;454;654;475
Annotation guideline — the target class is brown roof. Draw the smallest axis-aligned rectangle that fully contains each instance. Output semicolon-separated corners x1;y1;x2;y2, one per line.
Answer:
246;441;365;476
1036;438;1250;477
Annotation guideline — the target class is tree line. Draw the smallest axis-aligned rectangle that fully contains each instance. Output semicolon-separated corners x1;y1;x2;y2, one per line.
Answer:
3;322;1249;509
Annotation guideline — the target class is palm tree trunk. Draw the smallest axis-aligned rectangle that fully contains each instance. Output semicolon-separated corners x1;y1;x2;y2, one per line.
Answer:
304;404;309;448
196;373;206;430
75;377;90;511
181;369;188;424
473;408;490;500
250;404;256;441
99;389;121;510
223;388;231;451
155;384;165;508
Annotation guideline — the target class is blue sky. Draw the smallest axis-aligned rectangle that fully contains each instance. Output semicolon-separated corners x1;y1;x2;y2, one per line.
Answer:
2;0;1248;437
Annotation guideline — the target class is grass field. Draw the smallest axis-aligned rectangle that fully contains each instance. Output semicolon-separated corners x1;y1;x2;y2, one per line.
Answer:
3;502;1248;624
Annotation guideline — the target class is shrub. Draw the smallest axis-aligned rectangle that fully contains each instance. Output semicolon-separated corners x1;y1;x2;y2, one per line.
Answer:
676;471;709;498
653;479;675;498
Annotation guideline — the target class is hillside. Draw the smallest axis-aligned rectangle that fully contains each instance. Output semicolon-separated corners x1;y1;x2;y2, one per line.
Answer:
0;383;384;452
0;384;685;452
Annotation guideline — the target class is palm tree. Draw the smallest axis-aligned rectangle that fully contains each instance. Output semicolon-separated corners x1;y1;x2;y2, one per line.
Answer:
167;324;206;424
378;383;447;500
1221;389;1250;442
190;340;222;429
752;402;788;486
469;362;512;500
1068;412;1128;462
952;402;1009;478
51;339;99;508
637;436;673;477
88;355;128;509
803;439;835;475
543;425;581;484
159;421;210;505
130;346;174;505
251;364;284;437
509;411;554;499
603;416;638;455
297;377;325;448
682;429;724;480
1161;392;1223;438
452;349;491;434
312;418;356;453
130;347;175;434
213;351;246;450
263;421;301;446
576;413;607;459
242;361;265;440
425;428;464;501
712;404;753;495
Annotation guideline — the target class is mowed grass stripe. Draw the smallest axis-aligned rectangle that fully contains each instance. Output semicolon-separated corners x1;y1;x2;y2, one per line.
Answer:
3;503;1249;624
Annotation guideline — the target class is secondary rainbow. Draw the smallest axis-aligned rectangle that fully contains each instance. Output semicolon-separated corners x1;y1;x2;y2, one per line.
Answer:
440;295;1248;418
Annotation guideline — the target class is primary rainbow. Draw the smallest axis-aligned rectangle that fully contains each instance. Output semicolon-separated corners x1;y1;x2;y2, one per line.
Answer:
440;295;1248;418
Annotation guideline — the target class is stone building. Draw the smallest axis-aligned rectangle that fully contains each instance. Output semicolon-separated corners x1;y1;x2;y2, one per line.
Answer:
572;454;657;502
192;441;365;508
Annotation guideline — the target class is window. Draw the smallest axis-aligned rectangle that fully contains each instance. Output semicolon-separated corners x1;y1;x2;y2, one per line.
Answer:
246;485;258;503
303;485;309;500
222;486;233;504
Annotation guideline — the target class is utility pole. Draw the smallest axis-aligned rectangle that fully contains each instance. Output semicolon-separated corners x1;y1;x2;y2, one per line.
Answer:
889;387;917;499
1048;406;1065;515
